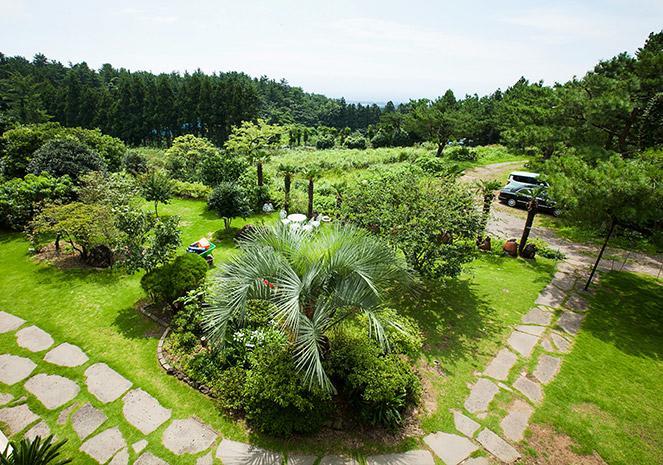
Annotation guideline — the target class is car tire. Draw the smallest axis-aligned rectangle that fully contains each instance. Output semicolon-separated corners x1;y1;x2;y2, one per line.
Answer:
507;199;517;207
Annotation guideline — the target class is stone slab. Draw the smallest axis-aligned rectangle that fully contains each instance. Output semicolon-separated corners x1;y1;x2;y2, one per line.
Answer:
551;332;572;353
44;343;89;367
0;312;25;333
0;393;12;405
135;452;169;465
196;452;214;465
483;349;517;381
0;404;39;434
216;439;281;465
507;331;539;358
0;354;36;385
453;410;480;438
521;307;553;326
423;432;478;465
15;326;54;352
551;272;576;292
540;337;555;352
500;399;533;442
366;450;435;465
80;427;126;464
57;403;77;425
133;439;148;453
534;355;561;385
464;378;499;413
566;294;589;312
514;325;546;337
535;285;566;308
162;417;217;455
72;402;107;440
25;373;79;410
557;311;584;335
476;429;520;463
109;448;129;465
84;363;132;404
513;375;543;403
24;420;51;442
122;389;171;435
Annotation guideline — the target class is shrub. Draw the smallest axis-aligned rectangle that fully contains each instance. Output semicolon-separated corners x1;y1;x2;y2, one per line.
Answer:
166;134;220;181
315;135;335;150
0;173;74;230
198;152;248;187
215;366;247;413
123;150;148;176
446;145;478;161
242;343;332;436
207;182;251;231
172;180;212;199
141;253;208;308
414;155;447;175
28;139;107;183
345;135;368;150
370;130;391;148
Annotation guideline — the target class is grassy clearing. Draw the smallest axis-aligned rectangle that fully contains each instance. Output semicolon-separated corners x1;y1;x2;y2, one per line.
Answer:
528;272;663;465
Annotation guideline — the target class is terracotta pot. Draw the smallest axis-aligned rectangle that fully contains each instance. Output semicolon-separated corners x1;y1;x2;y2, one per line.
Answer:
503;239;518;257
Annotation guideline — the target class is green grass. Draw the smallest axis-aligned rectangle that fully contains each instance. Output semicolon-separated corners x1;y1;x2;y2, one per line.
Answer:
0;197;555;459
530;271;663;465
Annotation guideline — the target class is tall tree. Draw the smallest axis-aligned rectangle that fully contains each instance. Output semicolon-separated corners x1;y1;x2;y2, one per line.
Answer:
224;119;283;187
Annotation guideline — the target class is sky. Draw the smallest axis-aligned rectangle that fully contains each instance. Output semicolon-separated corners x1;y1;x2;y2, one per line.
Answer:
1;0;661;102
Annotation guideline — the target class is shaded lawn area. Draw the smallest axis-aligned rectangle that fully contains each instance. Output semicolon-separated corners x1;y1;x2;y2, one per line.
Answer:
530;272;663;465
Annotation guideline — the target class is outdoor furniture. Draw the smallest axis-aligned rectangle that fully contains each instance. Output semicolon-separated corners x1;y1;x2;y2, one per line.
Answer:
287;213;307;223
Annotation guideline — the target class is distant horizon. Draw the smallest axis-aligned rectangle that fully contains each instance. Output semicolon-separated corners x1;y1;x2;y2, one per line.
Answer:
1;0;661;102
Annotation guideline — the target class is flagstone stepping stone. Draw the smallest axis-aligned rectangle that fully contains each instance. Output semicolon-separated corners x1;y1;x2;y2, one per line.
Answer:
366;450;435;465
84;363;132;403
44;343;88;367
483;349;517;381
566;294;589;312
500;399;533;442
288;455;317;465
196;452;214;465
557;311;584;335
0;312;25;333
24;420;51;441
122;389;171;434
551;332;572;353
0;393;13;405
0;354;36;385
507;331;539;358
133;439;148;453
534;355;561;384
551;272;576;292
25;373;79;410
15;326;54;352
57;402;77;425
453;410;480;437
80;427;126;464
109;448;129;465
162;417;217;455
0;404;39;434
476;429;520;463
135;452;169;465
216;439;281;465
319;457;358;465
464;378;499;413
535;285;566;308
521;307;553;326
72;402;107;439
423;432;478;465
540;337;555;352
514;325;546;337
513;375;543;403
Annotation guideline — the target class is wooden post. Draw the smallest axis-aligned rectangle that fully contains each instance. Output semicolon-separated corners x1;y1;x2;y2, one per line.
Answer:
584;218;616;291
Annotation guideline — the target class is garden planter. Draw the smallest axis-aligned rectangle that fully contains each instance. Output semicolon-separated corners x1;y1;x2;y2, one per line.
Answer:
503;239;518;257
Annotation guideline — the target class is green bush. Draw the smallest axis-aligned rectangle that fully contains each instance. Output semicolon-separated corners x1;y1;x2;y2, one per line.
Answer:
446;145;478;161
315;135;335;150
207;182;251;231
198;152;247;187
172;180;212;199
28;139;107;183
370;130;391;148
242;343;332;436
414;155;448;175
215;366;247;413
141;253;208;308
123;150;148;176
345;135;368;150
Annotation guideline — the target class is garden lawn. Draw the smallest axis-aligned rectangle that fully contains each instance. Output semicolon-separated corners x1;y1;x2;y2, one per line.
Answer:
528;271;663;465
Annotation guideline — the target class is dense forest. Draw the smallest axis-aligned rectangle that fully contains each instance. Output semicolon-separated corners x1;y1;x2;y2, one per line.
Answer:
0;31;661;157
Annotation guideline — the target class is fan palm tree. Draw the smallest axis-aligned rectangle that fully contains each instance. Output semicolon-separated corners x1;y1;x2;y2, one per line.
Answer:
304;167;320;219
0;436;71;465
277;163;297;213
203;224;412;393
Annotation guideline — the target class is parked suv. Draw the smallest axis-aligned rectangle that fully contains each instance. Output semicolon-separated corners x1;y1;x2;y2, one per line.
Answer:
506;171;548;187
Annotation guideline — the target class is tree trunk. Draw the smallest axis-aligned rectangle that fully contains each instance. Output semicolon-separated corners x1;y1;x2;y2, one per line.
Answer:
257;162;264;187
617;108;639;154
478;194;493;241
307;178;314;219
436;142;445;157
54;233;61;255
284;174;291;212
584;218;616;290
154;201;159;217
519;202;537;255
